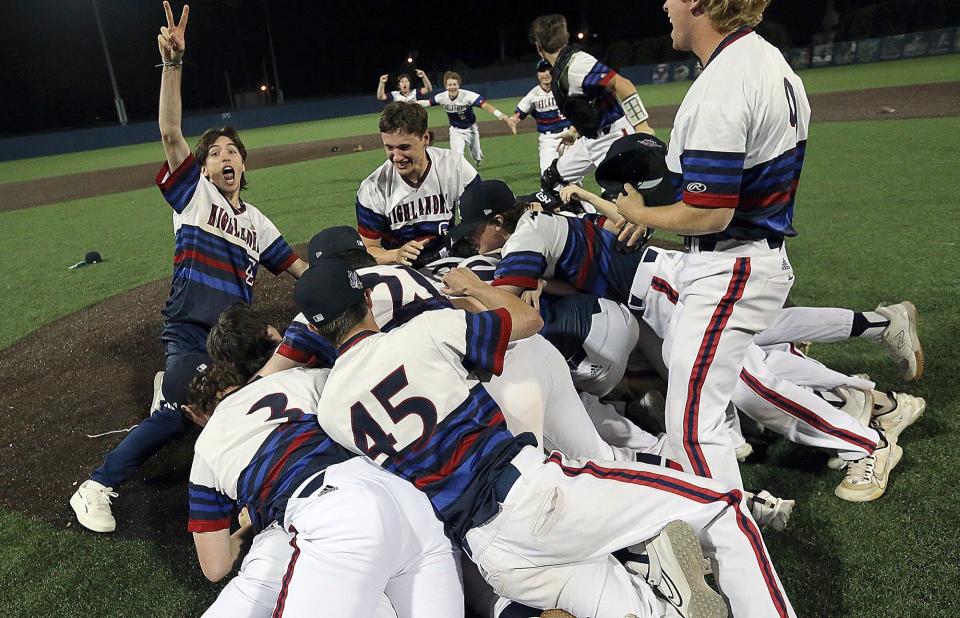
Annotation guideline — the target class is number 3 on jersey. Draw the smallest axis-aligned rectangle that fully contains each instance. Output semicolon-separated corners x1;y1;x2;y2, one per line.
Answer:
350;365;438;464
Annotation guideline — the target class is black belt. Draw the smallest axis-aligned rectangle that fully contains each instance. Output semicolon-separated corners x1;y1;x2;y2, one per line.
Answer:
684;237;783;252
293;471;326;499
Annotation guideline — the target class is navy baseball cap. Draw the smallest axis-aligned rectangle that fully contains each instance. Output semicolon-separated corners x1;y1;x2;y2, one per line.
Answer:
162;352;211;407
516;190;562;212
448;180;516;241
536;59;551;72
294;258;367;328
307;227;365;265
595;133;676;206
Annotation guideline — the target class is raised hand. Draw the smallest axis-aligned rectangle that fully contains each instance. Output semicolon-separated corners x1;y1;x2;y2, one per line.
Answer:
415;69;426;79
158;1;189;62
380;74;389;84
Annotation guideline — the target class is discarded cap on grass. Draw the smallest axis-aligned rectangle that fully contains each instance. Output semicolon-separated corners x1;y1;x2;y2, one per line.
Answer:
68;251;103;270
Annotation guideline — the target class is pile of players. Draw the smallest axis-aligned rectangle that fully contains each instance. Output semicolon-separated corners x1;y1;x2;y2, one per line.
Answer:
69;3;927;618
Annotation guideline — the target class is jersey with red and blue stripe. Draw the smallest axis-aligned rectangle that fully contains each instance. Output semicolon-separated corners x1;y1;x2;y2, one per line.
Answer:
493;211;643;305
516;84;572;134
188;369;354;534
428;89;486;129
564;49;624;133
317;309;536;543
156;156;298;330
666;28;811;242
276;265;453;366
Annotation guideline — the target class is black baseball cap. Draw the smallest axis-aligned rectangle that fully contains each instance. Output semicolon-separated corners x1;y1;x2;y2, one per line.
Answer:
516;190;562;212
162;352;211;407
294;258;367;328
448;180;516;241
307;227;365;266
595;133;676;206
536;59;551;72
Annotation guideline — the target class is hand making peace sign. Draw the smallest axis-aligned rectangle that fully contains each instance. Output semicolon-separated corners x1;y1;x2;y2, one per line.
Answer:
158;1;190;63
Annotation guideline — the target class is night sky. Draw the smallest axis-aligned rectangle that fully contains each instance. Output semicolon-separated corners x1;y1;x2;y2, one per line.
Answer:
0;1;910;136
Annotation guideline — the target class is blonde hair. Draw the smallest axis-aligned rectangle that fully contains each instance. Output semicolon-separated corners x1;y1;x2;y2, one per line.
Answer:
443;71;462;85
700;0;770;32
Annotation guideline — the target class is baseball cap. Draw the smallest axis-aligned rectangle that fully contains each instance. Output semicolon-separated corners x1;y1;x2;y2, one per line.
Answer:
294;258;367;328
307;226;365;266
162;352;211;407
536;59;551;72
448;179;516;241
516;190;562;212
595;133;676;206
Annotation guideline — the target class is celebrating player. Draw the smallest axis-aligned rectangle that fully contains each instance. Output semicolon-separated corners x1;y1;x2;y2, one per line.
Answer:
420;71;518;165
357;101;480;267
376;69;434;103
512;60;573;173
69;1;307;533
529;14;654;191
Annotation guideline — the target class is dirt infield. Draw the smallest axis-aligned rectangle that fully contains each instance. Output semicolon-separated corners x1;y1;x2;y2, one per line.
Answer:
1;80;958;541
2;81;957;213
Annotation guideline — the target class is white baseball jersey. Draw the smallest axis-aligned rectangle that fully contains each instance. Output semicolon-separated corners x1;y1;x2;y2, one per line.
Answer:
187;368;354;533
278;265;452;365
356;146;479;255
515;85;571;134
666;27;811;242
317;308;535;543
561;49;625;132
156;155;297;329
388;90;419;103
428;89;486;129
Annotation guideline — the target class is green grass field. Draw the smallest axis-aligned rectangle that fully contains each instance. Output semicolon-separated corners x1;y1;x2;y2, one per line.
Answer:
1;55;958;617
1;54;957;184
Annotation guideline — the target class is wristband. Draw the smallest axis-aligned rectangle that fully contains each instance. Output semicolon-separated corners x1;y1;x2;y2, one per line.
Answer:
621;93;649;126
494;110;505;120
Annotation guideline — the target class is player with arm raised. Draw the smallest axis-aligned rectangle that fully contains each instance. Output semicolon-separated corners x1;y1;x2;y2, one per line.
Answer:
357;102;480;268
69;1;307;534
421;71;518;166
529;14;653;191
377;69;434;103
513;60;573;173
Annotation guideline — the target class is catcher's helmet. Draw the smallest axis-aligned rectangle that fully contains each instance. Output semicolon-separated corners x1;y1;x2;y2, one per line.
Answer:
595;133;676;206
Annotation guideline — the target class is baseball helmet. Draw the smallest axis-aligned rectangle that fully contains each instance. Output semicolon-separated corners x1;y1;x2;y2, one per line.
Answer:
595;133;676;206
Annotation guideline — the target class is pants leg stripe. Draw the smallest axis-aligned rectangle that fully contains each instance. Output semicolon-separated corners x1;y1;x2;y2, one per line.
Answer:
272;525;302;618
740;369;877;454
683;257;751;477
544;452;790;617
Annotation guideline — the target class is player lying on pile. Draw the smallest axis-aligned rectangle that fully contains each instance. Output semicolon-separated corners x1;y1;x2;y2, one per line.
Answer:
290;257;797;618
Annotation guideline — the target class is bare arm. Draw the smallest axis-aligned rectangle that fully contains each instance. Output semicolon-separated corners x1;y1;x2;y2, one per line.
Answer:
361;236;425;266
559;185;623;225
480;102;518;134
258;352;305;377
376;74;389;101
616;185;733;235
416;69;433;95
609;74;654;136
158;2;191;171
192;523;253;582
442;268;543;341
284;257;309;280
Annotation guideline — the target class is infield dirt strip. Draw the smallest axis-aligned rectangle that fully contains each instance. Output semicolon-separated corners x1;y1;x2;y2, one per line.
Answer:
1;81;958;213
0;81;957;536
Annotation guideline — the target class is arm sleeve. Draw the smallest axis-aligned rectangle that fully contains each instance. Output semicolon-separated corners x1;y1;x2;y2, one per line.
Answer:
277;315;338;366
492;216;550;290
255;214;298;274
356;196;390;240
676;102;748;208
187;457;233;533
515;92;533;119
429;308;512;377
156;154;202;215
472;93;487;108
569;54;618;97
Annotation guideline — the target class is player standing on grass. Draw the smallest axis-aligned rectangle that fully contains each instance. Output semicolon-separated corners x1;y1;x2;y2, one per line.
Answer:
512;60;573;173
376;69;434;103
420;71;518;166
70;1;307;533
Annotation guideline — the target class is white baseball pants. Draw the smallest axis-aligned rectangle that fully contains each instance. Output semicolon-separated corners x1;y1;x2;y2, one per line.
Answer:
449;124;483;163
571;298;641;397
555;116;634;185
537;132;564;173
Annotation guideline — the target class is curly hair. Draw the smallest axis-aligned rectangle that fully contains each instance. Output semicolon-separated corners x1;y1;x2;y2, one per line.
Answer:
700;0;770;32
379;101;428;136
185;362;246;426
207;304;277;381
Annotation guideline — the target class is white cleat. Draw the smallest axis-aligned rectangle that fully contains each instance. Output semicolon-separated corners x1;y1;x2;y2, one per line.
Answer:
875;302;924;381
70;480;118;533
835;435;903;502
745;490;795;531
826;388;874;471
872;392;925;441
149;370;165;414
641;521;727;618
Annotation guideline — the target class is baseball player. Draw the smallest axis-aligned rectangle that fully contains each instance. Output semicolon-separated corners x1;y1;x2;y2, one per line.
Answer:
296;259;797;618
512;60;573;173
420;71;518;165
612;0;814;489
357;101;480;268
185;362;463;617
70;1;307;533
376;69;434;103
529;14;653;191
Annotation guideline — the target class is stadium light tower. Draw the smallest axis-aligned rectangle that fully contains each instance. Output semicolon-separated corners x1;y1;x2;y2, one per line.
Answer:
91;0;127;125
263;0;284;104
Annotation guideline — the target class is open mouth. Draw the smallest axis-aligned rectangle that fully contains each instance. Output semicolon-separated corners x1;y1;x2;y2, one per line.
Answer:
223;166;236;182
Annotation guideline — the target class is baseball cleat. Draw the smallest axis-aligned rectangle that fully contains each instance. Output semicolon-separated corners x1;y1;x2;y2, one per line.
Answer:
70;480;118;533
641;521;727;618
540;611;576;618
871;392;925;441
835;434;903;502
744;490;795;532
826;388;874;470
149;370;165;414
875;301;924;381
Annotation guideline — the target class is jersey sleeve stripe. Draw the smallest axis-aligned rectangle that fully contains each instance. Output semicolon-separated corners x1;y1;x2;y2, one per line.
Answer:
187;517;231;533
259;237;297;275
683;192;741;208
156;155;201;214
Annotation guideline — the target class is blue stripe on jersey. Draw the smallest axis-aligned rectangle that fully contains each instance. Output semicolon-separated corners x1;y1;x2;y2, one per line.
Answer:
187;482;233;531
532;109;572;134
259;236;295;275
553;215;642;305
580;61;624;131
463;310;509;376
377;220;452;254
356;199;390;239
447;109;478;129
278;321;338;366
494;251;548;289
384;297;453;331
158;156;201;214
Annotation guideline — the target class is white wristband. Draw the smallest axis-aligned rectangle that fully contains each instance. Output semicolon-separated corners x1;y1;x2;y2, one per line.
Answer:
494;110;505;120
621;93;649;127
